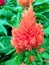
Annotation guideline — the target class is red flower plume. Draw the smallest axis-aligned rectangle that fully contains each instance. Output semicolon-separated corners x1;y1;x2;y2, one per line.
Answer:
11;5;44;54
0;0;5;6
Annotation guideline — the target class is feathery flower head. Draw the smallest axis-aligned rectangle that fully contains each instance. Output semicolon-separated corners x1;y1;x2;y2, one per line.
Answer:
0;0;5;6
18;0;34;6
11;5;44;54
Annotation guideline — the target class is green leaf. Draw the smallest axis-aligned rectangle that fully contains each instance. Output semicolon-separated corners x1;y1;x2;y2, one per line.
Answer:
0;19;9;26
0;26;7;35
41;38;48;48
32;61;37;65
6;0;11;3
0;62;4;65
35;13;49;23
10;12;21;28
33;3;49;14
46;62;49;65
35;13;49;28
42;52;49;59
25;51;30;56
0;9;13;19
12;6;23;13
44;27;49;36
5;56;17;65
0;36;13;55
0;19;10;35
37;62;43;65
34;0;49;5
5;54;23;65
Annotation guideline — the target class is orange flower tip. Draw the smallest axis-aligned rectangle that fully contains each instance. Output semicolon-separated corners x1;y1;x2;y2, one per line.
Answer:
21;63;26;65
18;0;34;7
38;48;45;53
29;55;34;62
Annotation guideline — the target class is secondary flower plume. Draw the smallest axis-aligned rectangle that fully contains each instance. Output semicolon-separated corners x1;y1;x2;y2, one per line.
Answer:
0;0;5;6
11;5;44;54
18;0;34;6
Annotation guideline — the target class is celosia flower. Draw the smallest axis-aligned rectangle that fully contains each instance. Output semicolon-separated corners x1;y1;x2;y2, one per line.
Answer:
18;0;34;6
38;48;45;53
0;0;5;6
11;5;44;54
29;55;34;62
21;63;26;65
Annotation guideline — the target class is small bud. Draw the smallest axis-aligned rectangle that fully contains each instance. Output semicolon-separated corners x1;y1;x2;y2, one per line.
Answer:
21;63;26;65
29;55;34;62
38;48;45;53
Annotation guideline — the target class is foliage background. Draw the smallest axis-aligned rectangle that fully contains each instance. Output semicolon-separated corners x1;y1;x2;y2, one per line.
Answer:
0;0;49;65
